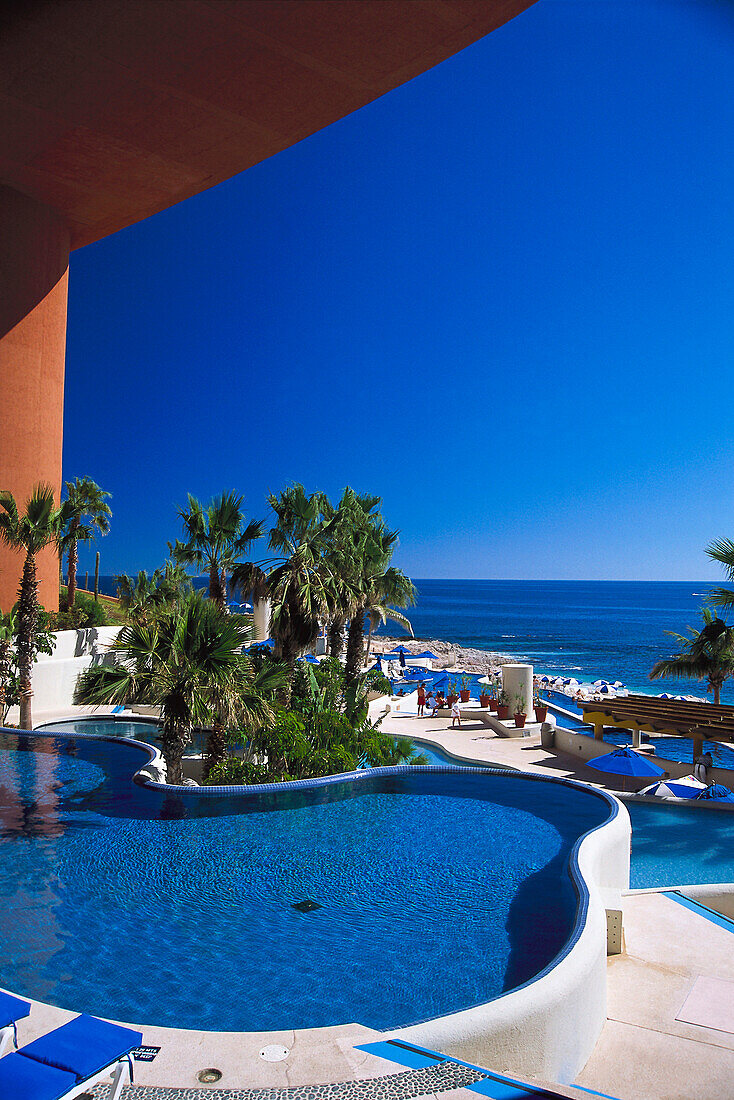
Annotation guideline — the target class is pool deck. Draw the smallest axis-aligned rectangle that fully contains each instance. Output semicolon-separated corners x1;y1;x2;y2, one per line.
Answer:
16;705;734;1098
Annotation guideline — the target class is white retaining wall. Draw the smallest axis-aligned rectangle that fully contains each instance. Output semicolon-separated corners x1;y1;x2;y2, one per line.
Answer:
8;626;122;723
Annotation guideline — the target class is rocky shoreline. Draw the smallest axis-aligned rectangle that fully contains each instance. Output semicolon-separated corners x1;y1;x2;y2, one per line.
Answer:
369;635;515;675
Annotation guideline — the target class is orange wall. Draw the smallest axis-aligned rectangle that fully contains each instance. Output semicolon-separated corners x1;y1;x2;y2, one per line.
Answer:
0;186;69;614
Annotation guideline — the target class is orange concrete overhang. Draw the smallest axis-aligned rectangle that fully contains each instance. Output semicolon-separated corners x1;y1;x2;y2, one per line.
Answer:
0;0;535;250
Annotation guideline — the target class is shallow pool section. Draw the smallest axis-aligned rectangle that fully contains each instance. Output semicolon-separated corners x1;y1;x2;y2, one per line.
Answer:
0;731;612;1033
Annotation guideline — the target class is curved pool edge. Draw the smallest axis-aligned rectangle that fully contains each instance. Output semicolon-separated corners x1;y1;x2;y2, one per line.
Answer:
386;786;630;1083
0;725;630;1083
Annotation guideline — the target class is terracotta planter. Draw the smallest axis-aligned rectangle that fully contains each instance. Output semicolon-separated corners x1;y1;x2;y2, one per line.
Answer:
514;712;527;729
460;689;471;703
489;699;498;712
479;693;491;708
534;705;548;723
497;704;509;720
447;694;458;707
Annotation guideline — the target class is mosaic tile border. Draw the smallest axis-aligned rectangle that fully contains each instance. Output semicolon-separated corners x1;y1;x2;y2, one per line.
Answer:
91;1059;487;1099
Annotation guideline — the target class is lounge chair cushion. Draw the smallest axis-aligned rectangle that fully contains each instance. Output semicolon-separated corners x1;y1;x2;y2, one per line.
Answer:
0;1050;78;1100
20;1012;142;1081
0;988;31;1029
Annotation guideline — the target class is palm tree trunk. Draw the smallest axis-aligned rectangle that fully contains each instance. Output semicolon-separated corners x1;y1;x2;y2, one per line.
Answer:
713;681;722;705
67;519;79;607
0;638;11;725
208;561;227;612
17;550;38;730
344;607;365;687
161;720;188;785
329;617;345;660
204;719;227;777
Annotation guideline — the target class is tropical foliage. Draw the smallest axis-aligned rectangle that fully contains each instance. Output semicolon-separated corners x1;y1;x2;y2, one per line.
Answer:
171;492;263;612
116;562;193;620
73;593;283;783
650;607;734;704
706;538;734;612
58;477;111;607
0;484;63;729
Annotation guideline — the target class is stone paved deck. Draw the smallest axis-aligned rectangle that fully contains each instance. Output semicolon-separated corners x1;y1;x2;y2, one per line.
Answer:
92;1060;488;1099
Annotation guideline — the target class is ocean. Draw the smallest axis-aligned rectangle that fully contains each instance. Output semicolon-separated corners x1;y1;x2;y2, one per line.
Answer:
91;576;728;703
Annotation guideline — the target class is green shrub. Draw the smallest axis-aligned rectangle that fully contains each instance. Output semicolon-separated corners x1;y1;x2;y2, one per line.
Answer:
53;590;109;630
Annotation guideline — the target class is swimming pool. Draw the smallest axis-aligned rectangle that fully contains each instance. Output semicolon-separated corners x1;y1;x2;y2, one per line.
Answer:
0;730;614;1034
406;736;734;889
36;716;210;756
626;800;734;889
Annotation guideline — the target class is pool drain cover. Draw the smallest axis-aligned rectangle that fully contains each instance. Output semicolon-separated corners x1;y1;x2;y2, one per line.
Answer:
197;1068;223;1083
260;1044;290;1062
293;898;321;912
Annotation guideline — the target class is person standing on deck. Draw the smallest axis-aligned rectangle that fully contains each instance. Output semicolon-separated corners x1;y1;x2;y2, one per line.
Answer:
417;683;426;717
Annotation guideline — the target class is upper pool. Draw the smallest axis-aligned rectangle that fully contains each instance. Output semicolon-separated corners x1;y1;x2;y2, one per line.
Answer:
0;730;612;1033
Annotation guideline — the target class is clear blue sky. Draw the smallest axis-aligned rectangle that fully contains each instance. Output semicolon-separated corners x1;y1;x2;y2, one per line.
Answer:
63;0;734;581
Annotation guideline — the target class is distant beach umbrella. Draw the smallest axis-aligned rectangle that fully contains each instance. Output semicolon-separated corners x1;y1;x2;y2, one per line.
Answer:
593;679;609;688
695;784;734;803
599;684;616;695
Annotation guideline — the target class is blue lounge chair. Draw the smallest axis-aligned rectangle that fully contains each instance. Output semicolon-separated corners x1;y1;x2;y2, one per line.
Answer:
0;989;31;1056
0;1012;142;1100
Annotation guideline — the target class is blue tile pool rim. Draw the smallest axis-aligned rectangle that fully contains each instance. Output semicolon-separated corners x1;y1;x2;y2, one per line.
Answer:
5;723;622;1031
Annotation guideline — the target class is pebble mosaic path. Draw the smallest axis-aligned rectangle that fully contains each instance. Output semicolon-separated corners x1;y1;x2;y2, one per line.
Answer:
91;1060;488;1099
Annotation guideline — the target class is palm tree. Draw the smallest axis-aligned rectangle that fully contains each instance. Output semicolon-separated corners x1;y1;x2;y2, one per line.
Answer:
650;608;734;704
321;488;380;660
344;518;415;687
364;567;416;661
116;562;193;621
0;610;16;725
74;593;274;783
59;477;111;607
706;538;734;611
0;484;62;729
266;485;332;687
171;492;263;612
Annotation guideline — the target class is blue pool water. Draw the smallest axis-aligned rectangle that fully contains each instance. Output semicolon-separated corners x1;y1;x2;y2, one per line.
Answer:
406;735;734;888
35;717;210;756
0;731;610;1032
627;801;734;889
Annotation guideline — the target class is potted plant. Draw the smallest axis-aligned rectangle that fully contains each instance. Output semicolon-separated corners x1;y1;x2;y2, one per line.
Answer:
479;680;491;708
460;674;471;703
496;689;509;720
514;692;527;729
446;679;459;707
534;689;548;724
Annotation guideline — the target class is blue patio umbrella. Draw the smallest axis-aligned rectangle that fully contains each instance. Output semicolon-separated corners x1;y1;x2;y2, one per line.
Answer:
587;747;665;790
298;655;320;664
391;645;412;654
695;784;734;803
413;650;439;660
250;639;274;649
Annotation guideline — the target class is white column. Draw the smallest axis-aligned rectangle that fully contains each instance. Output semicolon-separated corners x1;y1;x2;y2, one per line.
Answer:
252;597;271;642
502;663;533;715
